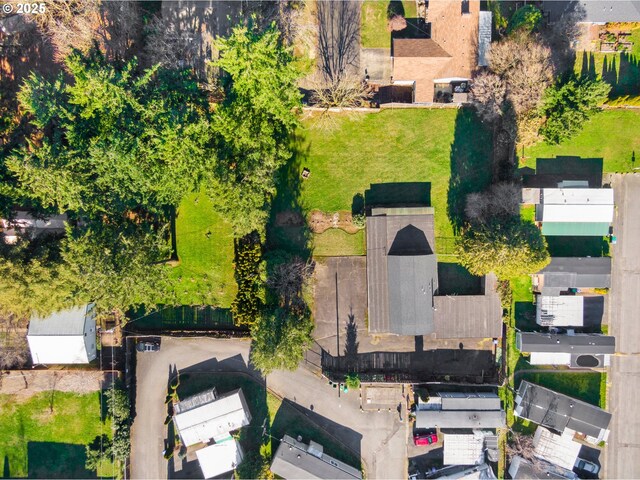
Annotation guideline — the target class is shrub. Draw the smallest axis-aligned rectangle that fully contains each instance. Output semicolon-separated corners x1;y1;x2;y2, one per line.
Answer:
506;5;542;35
231;234;265;326
351;213;365;229
345;373;361;390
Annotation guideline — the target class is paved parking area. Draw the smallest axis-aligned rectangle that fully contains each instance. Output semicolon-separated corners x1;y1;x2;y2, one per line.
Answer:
130;337;409;479
604;174;640;479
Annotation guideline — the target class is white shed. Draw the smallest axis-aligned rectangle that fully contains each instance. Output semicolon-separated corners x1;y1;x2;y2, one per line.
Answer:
536;296;584;327
195;438;244;479
27;304;97;364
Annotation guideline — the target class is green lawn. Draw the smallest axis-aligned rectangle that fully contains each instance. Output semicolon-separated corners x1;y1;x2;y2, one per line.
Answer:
361;0;418;49
297;109;492;243
516;372;604;407
522;110;640;173
313;229;365;256
0;392;114;479
169;191;236;307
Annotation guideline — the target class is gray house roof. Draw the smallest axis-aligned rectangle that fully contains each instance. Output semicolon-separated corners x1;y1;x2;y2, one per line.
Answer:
416;410;506;429
517;332;615;354
514;381;611;440
270;435;362;480
542;1;640;23
28;304;95;336
537;257;611;293
366;208;438;335
439;392;502;411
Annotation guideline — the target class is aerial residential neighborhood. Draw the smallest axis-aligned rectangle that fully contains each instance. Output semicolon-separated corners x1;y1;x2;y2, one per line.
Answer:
1;0;640;479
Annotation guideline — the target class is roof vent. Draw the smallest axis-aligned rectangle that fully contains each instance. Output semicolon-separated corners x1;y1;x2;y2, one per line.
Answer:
307;440;324;458
297;435;303;442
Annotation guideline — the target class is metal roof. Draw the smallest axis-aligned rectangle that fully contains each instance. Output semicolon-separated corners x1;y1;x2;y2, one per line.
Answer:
533;427;581;471
439;392;502;411
270;434;362;480
443;433;485;466
542;188;613;205
536;296;584;327
195;439;243;479
538;204;613;223
514;381;611;440
541;221;611;237
517;332;615;354
508;455;578;480
415;410;506;429
174;389;251;447
538;257;611;289
542;0;640;23
28;304;94;336
477;11;492;67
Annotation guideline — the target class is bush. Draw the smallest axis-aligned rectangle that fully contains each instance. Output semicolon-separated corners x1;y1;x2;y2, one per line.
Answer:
345;373;361;390
506;5;542;35
231;234;265;326
351;213;365;229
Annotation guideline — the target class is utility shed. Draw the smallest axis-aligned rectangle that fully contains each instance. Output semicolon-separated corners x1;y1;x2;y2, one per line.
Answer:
27;304;97;364
533;257;611;295
366;207;437;335
270;434;362;479
195;439;244;479
174;388;251;447
536;296;584;327
514;381;611;444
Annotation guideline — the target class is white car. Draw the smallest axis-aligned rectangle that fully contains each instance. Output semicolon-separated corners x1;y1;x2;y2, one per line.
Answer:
575;458;600;474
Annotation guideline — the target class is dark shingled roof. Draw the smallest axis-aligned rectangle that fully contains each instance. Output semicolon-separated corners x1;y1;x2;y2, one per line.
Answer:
392;38;451;58
515;381;611;439
538;257;611;290
517;332;615;354
542;0;640;23
366;210;438;335
270;435;362;480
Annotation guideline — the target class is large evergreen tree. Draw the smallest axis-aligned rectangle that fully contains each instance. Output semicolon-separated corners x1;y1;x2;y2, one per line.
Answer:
210;22;302;237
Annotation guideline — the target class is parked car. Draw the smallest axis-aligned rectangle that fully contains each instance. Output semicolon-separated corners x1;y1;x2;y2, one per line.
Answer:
575;458;600;474
136;341;160;352
413;430;438;446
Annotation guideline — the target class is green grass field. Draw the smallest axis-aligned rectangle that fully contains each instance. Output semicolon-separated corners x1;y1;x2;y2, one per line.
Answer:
0;392;114;479
522;110;640;173
169;191;236;307
297;109;492;245
313;229;365;257
361;0;418;49
517;372;604;407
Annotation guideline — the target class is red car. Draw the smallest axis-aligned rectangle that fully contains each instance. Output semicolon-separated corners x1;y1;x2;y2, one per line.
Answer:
413;430;438;446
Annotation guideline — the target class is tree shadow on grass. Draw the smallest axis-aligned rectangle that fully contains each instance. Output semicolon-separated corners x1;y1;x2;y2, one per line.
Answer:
545;236;608;257
447;108;494;234
437;263;482;295
514;302;538;331
27;442;95;479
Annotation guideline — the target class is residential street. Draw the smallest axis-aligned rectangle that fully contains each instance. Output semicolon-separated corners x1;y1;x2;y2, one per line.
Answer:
604;174;640;479
130;337;407;480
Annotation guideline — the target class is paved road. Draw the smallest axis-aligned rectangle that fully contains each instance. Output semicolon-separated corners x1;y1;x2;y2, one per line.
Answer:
130;337;407;480
604;174;640;479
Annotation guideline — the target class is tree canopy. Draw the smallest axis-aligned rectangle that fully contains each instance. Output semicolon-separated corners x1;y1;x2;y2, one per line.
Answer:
506;5;542;35
210;22;302;237
456;219;550;278
10;48;214;217
540;75;611;144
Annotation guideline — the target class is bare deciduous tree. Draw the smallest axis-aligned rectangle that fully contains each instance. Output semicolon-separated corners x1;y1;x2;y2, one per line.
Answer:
309;73;373;109
469;72;507;123
267;257;314;312
144;15;202;72
98;1;140;62
317;0;360;82
465;182;521;223
488;33;553;119
0;314;28;369
507;432;547;474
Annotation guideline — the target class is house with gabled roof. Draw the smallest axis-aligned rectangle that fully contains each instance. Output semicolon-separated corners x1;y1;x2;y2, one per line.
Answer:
514;381;611;444
532;257;611;295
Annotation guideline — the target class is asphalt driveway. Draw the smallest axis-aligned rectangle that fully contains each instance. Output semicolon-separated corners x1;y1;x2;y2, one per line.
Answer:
604;174;640;479
130;337;408;480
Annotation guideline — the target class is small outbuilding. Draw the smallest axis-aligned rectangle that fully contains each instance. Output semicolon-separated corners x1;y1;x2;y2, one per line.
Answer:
517;331;615;368
536;296;584;327
195;438;244;479
536;188;614;236
27;304;97;364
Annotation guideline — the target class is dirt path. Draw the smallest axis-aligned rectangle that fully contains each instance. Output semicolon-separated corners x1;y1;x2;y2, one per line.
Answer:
0;370;107;400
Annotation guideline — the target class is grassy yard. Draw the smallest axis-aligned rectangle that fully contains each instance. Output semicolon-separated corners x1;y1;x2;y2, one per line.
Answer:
0;392;114;479
168;191;236;307
361;0;418;49
516;372;604;407
522;110;640;173
297;108;492;245
313;229;365;256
